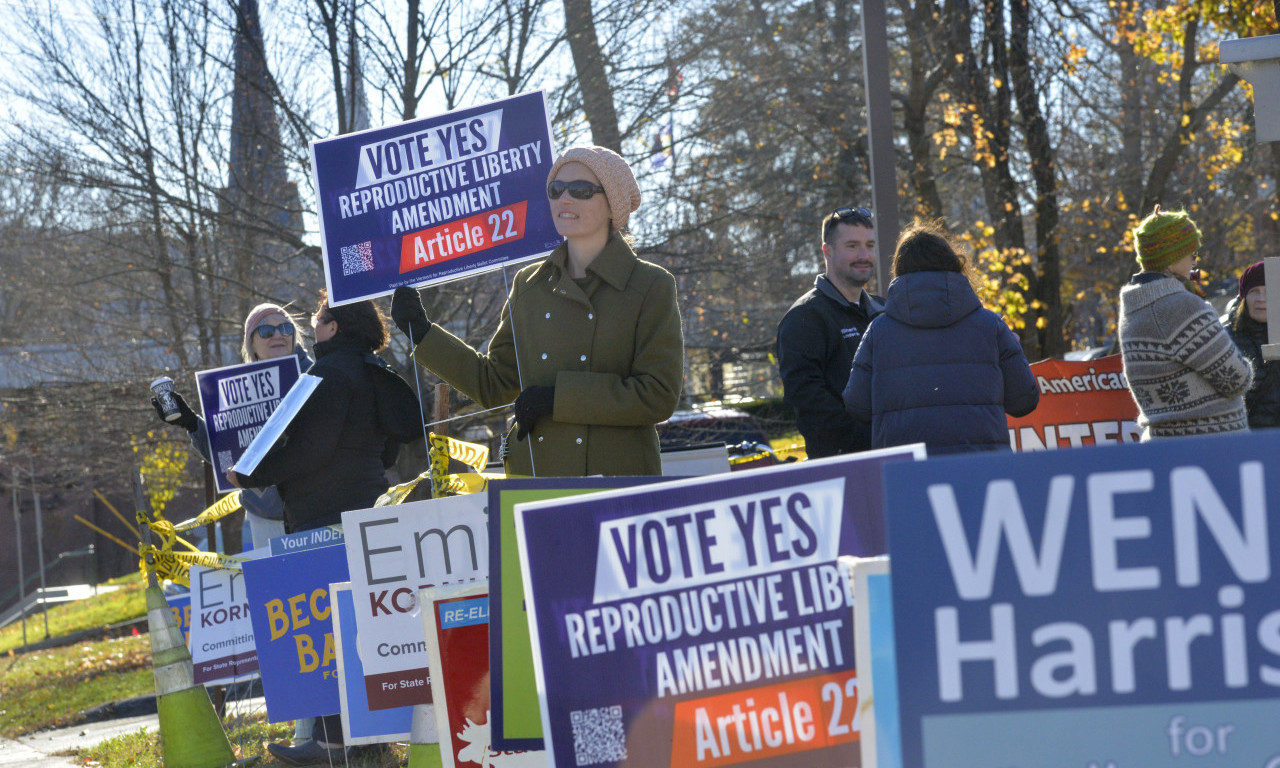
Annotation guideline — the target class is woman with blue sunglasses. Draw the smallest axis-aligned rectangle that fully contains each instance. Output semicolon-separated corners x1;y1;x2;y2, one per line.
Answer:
392;145;684;477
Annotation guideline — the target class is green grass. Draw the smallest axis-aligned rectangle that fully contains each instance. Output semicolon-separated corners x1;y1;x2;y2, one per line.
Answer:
0;573;409;766
0;574;147;654
0;634;153;737
81;718;407;767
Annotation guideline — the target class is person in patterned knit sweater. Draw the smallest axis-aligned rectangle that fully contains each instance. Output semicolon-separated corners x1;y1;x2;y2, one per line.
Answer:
1118;206;1253;439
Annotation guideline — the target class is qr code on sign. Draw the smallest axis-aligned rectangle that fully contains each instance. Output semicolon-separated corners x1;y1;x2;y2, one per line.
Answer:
217;450;233;468
340;241;374;276
570;705;626;766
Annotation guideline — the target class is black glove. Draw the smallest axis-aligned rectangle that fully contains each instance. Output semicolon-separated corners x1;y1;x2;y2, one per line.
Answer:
514;386;555;442
151;391;199;432
391;286;433;343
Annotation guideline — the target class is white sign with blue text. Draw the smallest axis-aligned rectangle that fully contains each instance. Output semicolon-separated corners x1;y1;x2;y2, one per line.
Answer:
884;431;1280;768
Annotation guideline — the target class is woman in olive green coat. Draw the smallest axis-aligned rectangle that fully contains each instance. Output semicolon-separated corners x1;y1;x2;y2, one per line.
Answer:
391;146;684;476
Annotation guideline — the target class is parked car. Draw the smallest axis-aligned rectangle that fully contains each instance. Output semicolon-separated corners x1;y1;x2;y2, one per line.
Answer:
657;403;769;450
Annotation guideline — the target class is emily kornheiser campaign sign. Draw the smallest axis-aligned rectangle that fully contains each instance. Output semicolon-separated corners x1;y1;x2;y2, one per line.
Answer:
342;494;488;711
311;90;560;305
514;447;923;768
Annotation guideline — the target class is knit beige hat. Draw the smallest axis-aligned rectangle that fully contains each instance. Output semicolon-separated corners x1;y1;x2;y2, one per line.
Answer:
242;303;291;361
547;146;641;232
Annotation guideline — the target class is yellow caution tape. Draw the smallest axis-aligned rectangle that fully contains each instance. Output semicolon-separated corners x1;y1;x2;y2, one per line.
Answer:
377;470;432;506
428;432;491;498
134;432;497;584
139;545;254;586
170;491;244;533
136;491;248;585
74;514;139;556
436;471;499;496
443;435;489;472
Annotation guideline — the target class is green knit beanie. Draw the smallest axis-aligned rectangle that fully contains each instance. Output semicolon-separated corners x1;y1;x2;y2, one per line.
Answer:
1133;207;1201;272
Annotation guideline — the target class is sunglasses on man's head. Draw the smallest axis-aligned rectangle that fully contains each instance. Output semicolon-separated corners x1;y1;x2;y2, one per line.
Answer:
831;206;873;223
252;322;296;339
547;179;607;200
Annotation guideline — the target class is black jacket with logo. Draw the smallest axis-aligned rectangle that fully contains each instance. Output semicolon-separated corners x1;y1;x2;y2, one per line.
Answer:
777;275;883;458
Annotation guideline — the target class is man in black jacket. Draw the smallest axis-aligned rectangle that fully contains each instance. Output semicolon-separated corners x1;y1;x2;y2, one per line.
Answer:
777;207;884;458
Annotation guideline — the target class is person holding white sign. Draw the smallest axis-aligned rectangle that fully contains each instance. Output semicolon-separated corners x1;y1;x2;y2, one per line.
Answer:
229;293;419;530
391;145;683;476
229;293;419;765
152;303;312;548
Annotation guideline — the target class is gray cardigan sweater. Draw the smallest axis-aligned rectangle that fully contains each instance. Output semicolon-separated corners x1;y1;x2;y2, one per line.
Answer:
1118;273;1253;438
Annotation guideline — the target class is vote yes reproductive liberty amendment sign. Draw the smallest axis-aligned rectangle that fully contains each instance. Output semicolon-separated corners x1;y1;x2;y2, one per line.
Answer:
885;430;1280;768
196;357;301;494
311;90;561;305
515;448;922;768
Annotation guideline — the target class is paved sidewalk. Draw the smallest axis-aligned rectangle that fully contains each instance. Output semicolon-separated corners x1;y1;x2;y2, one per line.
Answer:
1;694;267;766
1;711;158;767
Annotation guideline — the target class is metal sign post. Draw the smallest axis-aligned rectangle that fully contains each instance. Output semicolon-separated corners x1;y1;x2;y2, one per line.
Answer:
11;466;27;650
860;0;901;291
29;455;49;640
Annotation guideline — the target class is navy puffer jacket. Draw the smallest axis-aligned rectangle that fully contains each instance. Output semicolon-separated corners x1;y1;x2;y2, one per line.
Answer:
842;270;1038;453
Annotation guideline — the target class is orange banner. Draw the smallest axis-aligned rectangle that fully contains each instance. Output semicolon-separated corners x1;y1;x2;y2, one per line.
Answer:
398;200;528;273
1008;355;1140;451
670;670;859;767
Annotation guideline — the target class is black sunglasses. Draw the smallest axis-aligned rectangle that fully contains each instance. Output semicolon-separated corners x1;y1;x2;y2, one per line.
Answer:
548;179;607;200
252;322;296;339
831;206;873;222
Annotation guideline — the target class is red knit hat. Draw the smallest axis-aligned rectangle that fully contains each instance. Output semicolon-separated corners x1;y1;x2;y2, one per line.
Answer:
1239;261;1265;298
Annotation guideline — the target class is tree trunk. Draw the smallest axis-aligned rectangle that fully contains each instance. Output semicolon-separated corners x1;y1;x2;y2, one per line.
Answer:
562;0;621;152
402;0;421;119
900;0;945;218
1117;34;1144;214
1009;0;1063;357
945;0;1038;357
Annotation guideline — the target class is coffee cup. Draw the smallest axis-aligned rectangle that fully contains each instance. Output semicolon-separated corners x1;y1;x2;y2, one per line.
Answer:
150;377;182;422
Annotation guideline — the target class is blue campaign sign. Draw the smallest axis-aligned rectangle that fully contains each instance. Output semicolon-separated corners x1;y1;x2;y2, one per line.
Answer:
515;448;923;768
884;431;1280;768
268;525;345;556
195;356;302;494
332;584;414;743
243;543;350;722
166;592;191;646
310;90;561;305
